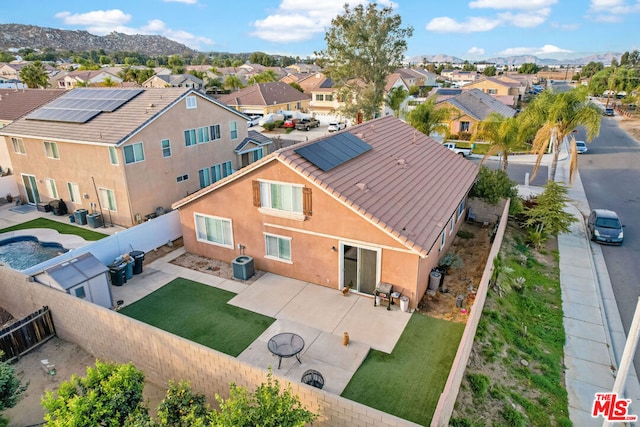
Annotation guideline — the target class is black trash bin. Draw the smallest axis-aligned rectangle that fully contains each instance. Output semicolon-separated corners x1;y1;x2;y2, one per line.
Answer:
129;250;145;275
74;208;88;225
108;262;126;286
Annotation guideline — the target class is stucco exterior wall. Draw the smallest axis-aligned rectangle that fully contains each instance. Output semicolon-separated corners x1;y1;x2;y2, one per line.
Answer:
178;159;430;305
122;95;249;222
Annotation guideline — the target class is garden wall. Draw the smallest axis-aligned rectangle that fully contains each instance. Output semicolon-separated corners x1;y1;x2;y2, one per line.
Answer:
467;197;506;226
0;267;420;427
431;199;510;427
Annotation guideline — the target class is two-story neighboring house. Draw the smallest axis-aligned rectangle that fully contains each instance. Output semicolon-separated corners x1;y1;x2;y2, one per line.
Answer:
172;116;478;310
57;70;124;89
437;88;517;137
0;87;266;227
462;77;522;107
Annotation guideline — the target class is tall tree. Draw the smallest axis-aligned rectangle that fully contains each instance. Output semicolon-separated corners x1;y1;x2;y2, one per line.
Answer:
385;86;408;118
483;66;497;76
248;70;278;84
19;61;50;88
318;3;413;122
524;180;577;245
0;352;26;417
472;113;525;171
168;54;185;74
406;98;450;138
519;86;601;183
223;74;244;91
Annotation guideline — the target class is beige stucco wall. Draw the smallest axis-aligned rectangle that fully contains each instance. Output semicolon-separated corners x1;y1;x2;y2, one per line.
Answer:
122;96;249;223
4;95;250;227
178;159;468;309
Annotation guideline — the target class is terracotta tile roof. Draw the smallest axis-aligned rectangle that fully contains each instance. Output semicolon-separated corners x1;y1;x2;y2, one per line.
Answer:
0;88;65;122
385;73;406;92
234;130;273;153
0;87;245;145
218;82;310;107
174;116;478;257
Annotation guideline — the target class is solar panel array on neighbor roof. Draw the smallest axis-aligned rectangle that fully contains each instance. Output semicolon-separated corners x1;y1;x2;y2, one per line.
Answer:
25;88;144;124
294;132;372;172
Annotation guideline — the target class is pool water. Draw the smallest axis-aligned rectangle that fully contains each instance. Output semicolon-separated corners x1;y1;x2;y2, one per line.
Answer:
0;236;68;270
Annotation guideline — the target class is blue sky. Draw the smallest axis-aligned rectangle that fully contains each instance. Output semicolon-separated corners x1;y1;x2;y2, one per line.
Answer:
1;0;638;60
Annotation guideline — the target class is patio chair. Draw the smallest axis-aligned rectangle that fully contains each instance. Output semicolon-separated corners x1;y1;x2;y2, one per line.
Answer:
466;208;476;223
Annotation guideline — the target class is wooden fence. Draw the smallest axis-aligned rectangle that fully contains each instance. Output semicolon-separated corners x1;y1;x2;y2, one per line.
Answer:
0;306;56;363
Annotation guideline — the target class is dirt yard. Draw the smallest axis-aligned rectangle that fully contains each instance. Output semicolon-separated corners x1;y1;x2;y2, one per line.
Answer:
619;115;640;143
418;221;493;323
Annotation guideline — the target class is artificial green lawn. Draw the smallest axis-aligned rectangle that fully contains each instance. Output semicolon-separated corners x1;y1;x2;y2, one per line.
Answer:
0;218;108;241
119;278;275;356
341;314;464;426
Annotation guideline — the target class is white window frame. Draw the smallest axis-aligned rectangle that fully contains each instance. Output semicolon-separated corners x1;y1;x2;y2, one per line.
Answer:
186;95;197;109
161;139;171;158
184;129;197;146
449;214;455;235
45;178;58;199
197;126;210;143
67;182;81;203
439;230;446;252
230;121;238;140
44;141;60;159
11;137;25;154
108;146;118;165
98;188;117;212
264;233;292;263
123;142;144;164
457;198;466;221
73;286;87;299
258;180;304;220
210;124;221;141
194;213;234;249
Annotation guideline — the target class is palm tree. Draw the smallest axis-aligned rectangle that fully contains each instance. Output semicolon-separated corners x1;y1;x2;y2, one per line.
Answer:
248;70;278;84
472;113;525;172
223;75;244;92
406;98;450;139
385;86;408;118
19;61;50;88
519;86;601;183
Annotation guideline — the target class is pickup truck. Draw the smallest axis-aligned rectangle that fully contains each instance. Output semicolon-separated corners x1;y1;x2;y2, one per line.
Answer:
444;142;472;157
295;118;320;131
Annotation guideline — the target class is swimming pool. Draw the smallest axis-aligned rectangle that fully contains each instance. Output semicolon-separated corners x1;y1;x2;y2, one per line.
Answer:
0;235;68;271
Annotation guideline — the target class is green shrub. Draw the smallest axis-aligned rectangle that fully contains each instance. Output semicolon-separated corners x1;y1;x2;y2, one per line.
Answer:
470;166;519;206
457;229;475;239
274;120;284;128
501;405;526;427
263;122;276;131
467;373;490;398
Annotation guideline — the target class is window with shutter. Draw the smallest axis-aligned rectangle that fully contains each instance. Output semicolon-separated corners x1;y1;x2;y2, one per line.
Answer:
252;180;261;207
303;187;312;216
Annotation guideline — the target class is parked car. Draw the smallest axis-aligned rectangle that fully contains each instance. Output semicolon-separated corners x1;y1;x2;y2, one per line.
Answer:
588;209;624;245
283;119;297;129
443;142;472;157
575;141;588;154
604;108;615;116
328;121;347;132
247;115;261;127
295;118;320;131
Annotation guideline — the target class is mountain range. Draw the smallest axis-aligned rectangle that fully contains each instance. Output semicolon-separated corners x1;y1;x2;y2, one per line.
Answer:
0;24;622;66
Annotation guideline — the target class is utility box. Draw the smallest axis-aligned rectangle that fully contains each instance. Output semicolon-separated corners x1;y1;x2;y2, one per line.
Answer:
232;256;255;280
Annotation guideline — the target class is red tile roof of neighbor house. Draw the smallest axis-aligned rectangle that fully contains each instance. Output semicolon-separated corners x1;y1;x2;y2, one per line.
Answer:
0;87;247;145
0;88;65;122
174;116;479;257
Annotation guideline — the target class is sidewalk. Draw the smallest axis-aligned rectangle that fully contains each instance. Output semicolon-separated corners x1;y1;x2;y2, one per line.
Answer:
514;147;640;425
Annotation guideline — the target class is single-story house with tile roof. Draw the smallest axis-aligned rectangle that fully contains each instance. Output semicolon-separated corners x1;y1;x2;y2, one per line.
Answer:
218;81;311;116
0;87;265;227
437;88;517;137
142;74;204;90
172;116;478;309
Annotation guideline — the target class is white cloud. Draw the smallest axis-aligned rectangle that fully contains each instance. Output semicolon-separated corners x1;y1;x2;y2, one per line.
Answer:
425;16;502;33
550;22;580;30
55;9;213;50
163;0;198;3
469;0;557;9
467;46;485;55
587;0;640;22
55;9;132;27
498;8;551;27
250;0;399;43
498;44;572;55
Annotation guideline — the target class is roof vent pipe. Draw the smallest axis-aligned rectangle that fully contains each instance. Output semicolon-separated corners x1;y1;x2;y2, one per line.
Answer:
356;182;368;191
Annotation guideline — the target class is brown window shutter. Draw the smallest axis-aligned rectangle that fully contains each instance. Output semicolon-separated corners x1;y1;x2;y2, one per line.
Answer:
252;180;261;207
303;187;312;216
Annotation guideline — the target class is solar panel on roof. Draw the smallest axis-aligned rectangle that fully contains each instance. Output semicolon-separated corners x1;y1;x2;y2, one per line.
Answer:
25;88;143;123
294;133;372;172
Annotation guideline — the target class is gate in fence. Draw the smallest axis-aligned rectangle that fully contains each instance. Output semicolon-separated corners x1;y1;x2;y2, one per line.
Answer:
0;306;56;363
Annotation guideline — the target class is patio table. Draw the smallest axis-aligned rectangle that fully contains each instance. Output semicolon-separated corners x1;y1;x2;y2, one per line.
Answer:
267;332;305;369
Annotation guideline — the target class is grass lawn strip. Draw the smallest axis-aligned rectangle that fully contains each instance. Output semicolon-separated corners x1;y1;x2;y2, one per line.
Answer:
342;314;464;426
0;218;108;241
450;225;570;427
119;278;275;357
